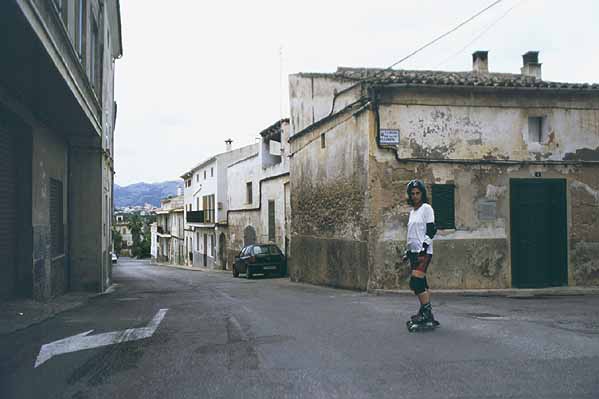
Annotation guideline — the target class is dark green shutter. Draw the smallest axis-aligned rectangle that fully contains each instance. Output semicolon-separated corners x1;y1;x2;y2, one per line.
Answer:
432;184;455;229
268;200;275;241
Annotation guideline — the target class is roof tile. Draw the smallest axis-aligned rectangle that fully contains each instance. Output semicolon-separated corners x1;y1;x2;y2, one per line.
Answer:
333;67;599;91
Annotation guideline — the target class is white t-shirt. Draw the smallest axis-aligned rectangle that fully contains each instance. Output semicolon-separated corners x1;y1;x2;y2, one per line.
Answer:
407;203;435;254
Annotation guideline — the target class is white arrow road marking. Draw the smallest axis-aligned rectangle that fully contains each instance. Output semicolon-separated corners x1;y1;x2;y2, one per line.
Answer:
34;308;168;368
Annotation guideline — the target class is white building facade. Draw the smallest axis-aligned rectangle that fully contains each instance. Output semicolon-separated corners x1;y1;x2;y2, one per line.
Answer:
226;119;291;267
182;143;258;269
153;195;184;265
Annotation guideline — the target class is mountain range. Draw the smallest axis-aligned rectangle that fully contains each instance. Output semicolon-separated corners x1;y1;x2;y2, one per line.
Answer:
114;181;183;208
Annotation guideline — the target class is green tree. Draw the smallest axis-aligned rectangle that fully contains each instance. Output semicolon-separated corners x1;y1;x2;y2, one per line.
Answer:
135;218;152;258
128;214;143;258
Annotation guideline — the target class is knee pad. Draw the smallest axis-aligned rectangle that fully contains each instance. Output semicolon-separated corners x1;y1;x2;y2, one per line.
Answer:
409;276;427;295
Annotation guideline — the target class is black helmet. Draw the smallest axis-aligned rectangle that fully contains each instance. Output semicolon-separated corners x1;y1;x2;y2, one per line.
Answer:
406;179;428;205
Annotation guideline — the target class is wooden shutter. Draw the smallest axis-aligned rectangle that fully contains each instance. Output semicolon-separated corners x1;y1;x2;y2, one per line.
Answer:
268;200;275;241
432;184;455;229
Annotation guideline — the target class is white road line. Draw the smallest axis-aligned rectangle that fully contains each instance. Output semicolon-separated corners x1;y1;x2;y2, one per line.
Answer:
34;309;168;368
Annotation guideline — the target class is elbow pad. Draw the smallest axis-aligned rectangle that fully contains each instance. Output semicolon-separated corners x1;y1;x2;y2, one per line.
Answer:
424;223;437;246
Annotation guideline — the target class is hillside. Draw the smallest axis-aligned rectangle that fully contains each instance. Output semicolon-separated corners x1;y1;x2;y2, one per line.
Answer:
114;181;183;208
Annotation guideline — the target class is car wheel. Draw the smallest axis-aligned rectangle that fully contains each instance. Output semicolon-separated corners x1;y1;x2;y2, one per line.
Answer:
246;266;252;279
232;265;239;277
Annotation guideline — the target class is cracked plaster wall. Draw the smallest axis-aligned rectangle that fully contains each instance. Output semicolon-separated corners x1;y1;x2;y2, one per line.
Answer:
370;87;599;289
378;88;599;162
289;108;370;289
288;74;360;137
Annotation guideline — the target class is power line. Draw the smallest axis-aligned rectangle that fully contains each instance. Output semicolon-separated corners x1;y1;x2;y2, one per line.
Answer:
383;0;504;71
435;0;527;68
329;0;506;115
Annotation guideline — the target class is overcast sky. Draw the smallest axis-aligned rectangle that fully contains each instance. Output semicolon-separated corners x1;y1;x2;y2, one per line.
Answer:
113;0;599;186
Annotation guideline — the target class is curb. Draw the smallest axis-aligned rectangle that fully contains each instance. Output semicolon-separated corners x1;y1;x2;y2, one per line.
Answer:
152;262;230;274
369;287;599;297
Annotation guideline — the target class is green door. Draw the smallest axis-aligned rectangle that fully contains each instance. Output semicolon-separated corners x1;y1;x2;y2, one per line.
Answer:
510;179;567;288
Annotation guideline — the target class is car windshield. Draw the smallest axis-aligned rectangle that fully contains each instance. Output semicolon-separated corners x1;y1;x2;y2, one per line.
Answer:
252;245;281;255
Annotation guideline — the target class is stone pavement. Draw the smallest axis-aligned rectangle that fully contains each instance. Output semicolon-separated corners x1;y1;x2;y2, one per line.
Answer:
0;289;112;336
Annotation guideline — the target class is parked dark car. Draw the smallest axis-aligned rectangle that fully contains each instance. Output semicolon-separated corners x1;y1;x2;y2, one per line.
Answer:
233;244;287;279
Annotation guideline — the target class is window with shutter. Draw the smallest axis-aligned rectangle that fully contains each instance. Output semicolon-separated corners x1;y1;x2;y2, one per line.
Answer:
432;184;455;229
268;200;275;241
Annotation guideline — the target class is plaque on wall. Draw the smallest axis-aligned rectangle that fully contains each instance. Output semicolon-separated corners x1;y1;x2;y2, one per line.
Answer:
379;129;400;146
478;200;497;221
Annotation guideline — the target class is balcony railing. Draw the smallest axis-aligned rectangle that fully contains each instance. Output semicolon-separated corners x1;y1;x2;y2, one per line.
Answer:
157;226;171;235
186;210;205;223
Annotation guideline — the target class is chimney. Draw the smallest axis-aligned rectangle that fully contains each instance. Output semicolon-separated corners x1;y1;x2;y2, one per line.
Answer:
225;138;233;152
521;51;542;79
472;51;489;73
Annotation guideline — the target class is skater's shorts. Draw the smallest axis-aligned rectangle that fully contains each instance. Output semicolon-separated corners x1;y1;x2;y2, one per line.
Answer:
408;252;432;274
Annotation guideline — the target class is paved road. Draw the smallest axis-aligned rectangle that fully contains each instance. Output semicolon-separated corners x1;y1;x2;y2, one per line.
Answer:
1;258;598;399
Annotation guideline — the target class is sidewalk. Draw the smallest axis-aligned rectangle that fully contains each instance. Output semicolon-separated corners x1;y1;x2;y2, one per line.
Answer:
0;288;113;336
369;286;599;297
152;261;230;273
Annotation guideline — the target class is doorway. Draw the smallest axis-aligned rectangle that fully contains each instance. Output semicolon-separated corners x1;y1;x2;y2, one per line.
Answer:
203;233;208;267
219;233;226;270
510;179;567;288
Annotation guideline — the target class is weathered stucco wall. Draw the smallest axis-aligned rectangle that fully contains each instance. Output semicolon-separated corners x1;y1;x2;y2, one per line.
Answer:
378;88;599;162
289;105;371;289
369;87;599;289
369;159;599;289
260;177;289;249
368;157;512;290
228;154;261;210
288;74;361;136
225;175;289;269
569;174;599;286
227;211;262;267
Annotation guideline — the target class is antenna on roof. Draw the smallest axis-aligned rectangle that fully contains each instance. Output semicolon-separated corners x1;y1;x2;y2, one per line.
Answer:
279;44;284;120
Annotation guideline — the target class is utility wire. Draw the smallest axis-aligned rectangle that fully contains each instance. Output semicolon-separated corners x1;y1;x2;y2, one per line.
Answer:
382;0;504;72
435;0;527;68
329;0;506;115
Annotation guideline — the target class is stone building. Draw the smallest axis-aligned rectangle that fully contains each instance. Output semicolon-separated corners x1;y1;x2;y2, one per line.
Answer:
0;0;122;300
181;142;257;269
288;51;599;291
152;195;184;265
226;119;291;266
